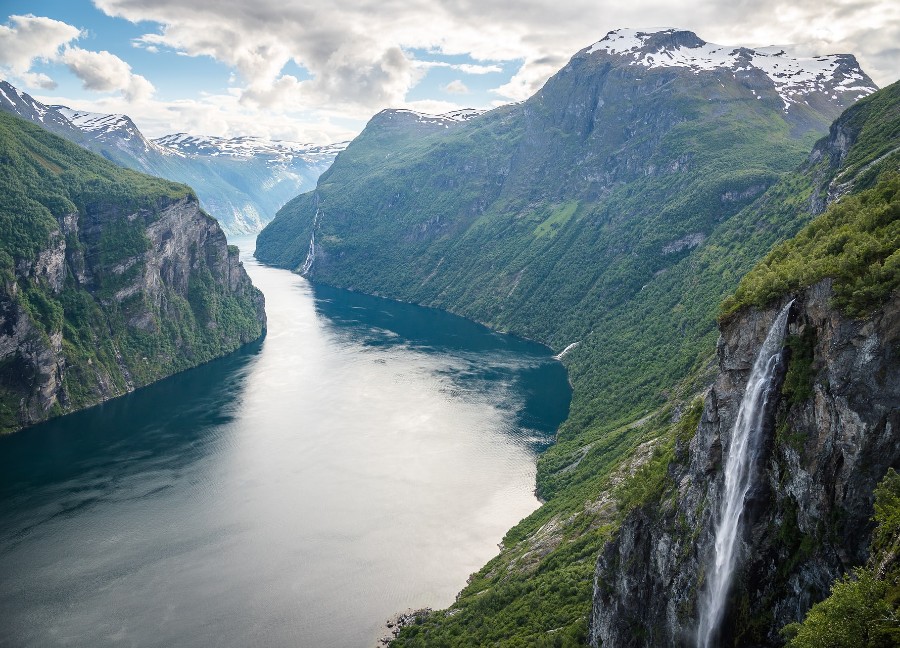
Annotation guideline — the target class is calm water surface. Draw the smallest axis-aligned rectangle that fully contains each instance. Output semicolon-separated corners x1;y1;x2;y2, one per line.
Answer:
0;237;570;647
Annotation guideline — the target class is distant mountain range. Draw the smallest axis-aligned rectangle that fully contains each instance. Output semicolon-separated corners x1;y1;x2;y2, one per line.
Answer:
0;80;348;234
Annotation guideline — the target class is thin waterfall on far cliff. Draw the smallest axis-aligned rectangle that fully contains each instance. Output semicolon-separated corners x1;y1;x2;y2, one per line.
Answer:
300;205;320;275
696;300;794;648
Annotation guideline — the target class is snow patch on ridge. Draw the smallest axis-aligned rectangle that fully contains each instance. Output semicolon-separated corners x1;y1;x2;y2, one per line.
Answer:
383;108;485;128
154;133;348;163
53;105;172;155
0;80;52;122
55;107;131;133
585;28;877;110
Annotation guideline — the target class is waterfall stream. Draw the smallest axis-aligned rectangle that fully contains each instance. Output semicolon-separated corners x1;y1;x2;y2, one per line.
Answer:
300;205;320;275
696;300;794;647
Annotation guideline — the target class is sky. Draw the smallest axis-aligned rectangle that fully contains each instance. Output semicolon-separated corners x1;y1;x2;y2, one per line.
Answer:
1;0;897;144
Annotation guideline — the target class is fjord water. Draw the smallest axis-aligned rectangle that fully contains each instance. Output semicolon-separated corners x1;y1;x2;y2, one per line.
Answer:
0;238;570;648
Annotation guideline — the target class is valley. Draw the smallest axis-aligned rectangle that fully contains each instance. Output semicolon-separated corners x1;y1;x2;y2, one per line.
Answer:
1;13;897;648
0;242;570;647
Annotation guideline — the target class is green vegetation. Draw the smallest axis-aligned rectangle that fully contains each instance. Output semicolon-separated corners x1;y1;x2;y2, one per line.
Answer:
722;172;900;319
0;109;191;270
391;397;704;648
256;66;898;643
0;112;263;433
781;329;817;407
782;469;900;648
534;202;579;238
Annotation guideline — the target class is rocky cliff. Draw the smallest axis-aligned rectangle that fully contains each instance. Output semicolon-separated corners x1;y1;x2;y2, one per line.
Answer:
0;111;266;433
589;82;899;648
589;281;899;646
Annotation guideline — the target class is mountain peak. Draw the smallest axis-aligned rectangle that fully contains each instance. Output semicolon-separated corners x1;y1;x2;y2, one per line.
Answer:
583;28;877;110
590;28;705;55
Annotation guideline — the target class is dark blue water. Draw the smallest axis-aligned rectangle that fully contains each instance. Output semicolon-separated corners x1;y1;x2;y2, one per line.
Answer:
0;242;570;647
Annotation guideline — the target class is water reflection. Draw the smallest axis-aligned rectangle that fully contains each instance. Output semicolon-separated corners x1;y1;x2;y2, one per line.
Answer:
0;241;570;648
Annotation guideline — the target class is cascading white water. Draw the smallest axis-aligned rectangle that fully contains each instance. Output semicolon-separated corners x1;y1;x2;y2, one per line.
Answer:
300;206;320;275
696;300;794;648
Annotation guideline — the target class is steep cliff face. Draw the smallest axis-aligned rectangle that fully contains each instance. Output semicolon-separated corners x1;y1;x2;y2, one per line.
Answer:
0;112;265;433
590;282;899;647
589;83;899;647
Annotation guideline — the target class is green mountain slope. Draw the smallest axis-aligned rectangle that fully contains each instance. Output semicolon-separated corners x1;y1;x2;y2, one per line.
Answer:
0;112;266;433
783;469;900;648
258;34;873;456
590;91;898;644
0;80;338;234
390;82;899;648
258;30;888;644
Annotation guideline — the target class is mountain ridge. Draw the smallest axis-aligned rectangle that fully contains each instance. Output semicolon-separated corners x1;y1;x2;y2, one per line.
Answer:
0;110;266;433
255;29;887;645
0;80;344;233
583;28;877;111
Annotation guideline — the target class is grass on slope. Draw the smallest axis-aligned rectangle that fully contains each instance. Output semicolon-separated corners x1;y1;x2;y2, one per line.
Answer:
782;469;900;648
391;399;704;648
0;112;262;432
722;172;900;319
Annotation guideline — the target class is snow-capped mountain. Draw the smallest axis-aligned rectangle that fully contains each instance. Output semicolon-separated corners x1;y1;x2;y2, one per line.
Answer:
379;107;486;129
53;107;165;152
154;133;347;165
0;81;84;140
0;80;344;233
584;29;877;110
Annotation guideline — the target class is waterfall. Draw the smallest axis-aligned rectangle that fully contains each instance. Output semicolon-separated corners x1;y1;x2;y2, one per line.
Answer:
300;205;320;275
696;300;794;648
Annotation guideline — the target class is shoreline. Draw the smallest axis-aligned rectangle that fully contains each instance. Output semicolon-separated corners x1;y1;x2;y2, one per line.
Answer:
376;608;432;646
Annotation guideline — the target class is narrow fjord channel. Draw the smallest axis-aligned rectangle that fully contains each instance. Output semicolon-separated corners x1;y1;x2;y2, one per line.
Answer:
0;238;570;648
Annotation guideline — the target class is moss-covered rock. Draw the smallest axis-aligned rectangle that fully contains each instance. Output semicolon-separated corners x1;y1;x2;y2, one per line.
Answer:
0;112;266;433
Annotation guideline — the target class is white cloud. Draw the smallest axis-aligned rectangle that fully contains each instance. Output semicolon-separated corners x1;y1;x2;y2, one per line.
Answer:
0;14;155;100
0;14;81;87
6;1;894;145
35;89;360;143
492;55;568;101
413;60;503;75
456;63;503;75
90;0;900;133
444;79;469;94
403;98;469;116
21;71;58;89
61;47;155;101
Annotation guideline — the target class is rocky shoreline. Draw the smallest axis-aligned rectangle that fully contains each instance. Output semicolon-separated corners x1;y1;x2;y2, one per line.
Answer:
376;608;432;646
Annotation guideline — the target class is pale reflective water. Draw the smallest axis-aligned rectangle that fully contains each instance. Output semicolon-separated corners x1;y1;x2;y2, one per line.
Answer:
0;238;570;647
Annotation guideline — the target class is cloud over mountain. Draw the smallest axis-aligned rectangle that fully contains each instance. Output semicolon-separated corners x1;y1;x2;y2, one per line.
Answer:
0;13;153;100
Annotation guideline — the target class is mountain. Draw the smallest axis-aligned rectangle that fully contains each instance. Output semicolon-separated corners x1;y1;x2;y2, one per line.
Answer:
590;28;875;129
154;132;345;162
257;25;876;470
255;28;888;644
0;80;346;233
0;111;266;433
591;84;899;646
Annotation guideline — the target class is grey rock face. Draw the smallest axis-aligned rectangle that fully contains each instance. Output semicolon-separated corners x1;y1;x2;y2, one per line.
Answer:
0;196;265;432
589;282;900;647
